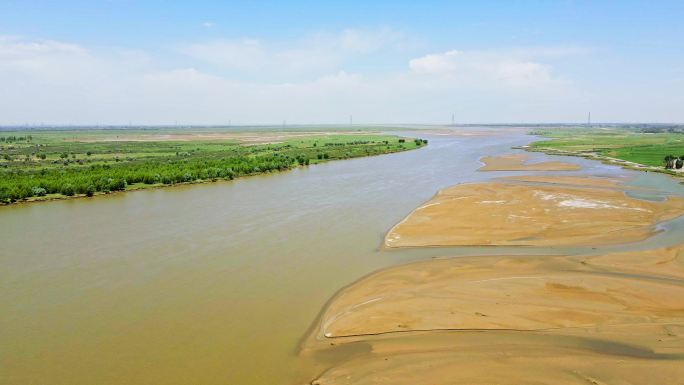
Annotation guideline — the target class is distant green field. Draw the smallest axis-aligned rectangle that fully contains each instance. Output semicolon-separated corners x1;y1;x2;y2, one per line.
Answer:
530;128;684;167
0;128;427;203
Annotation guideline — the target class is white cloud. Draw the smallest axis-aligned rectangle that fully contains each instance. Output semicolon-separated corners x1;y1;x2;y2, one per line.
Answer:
409;49;556;88
494;60;551;87
0;34;680;125
177;28;411;75
0;36;89;75
0;36;86;57
308;27;409;54
202;21;215;28
409;50;462;74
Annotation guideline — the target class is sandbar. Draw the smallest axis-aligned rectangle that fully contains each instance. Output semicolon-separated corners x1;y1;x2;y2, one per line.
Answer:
384;176;684;247
302;246;684;385
298;174;684;385
478;153;581;171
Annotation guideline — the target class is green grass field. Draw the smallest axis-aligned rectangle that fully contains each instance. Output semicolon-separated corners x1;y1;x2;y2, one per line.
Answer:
530;128;684;167
0;127;427;204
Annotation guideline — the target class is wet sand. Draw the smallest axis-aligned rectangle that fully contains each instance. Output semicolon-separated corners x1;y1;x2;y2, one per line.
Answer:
297;173;684;384
308;330;684;385
499;174;628;188
384;176;684;247
302;245;684;384
479;153;581;171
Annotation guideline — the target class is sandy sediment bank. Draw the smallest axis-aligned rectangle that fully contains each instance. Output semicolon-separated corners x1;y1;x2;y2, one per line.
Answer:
478;153;581;171
308;328;684;385
307;249;684;339
301;246;684;384
308;329;684;385
583;243;684;280
384;176;684;248
297;174;684;384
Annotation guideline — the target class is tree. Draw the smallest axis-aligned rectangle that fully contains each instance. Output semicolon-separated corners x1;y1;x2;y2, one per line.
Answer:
664;155;676;169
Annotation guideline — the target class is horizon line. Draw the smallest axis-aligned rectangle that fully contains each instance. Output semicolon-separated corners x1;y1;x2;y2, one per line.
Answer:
1;122;683;130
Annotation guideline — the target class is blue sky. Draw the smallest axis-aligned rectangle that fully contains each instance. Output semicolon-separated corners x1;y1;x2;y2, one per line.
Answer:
1;1;683;124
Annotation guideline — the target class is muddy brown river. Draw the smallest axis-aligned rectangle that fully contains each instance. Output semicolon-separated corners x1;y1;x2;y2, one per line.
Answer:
2;128;684;385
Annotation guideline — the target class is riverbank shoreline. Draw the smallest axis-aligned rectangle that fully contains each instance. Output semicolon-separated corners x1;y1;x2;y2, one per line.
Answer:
1;141;427;207
518;143;684;182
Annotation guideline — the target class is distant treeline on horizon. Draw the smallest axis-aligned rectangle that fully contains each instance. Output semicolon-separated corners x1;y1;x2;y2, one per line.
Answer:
1;123;684;132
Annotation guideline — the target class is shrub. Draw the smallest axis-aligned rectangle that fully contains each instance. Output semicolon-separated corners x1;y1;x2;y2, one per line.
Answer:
110;178;127;191
61;184;75;196
31;186;47;197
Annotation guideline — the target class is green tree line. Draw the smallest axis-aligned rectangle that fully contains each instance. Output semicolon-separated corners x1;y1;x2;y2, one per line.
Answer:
0;137;426;203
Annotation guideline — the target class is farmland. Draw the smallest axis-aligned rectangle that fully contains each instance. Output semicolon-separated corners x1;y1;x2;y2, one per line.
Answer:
529;127;684;169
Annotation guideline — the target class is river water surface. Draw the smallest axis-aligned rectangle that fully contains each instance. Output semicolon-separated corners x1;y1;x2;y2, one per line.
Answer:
2;128;684;385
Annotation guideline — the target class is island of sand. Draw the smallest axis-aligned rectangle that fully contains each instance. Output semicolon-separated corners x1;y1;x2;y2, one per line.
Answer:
297;174;684;385
384;175;684;248
478;153;581;171
301;245;684;385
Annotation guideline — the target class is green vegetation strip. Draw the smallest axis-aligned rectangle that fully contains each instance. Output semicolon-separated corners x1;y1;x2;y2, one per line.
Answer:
529;127;684;169
0;131;427;204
